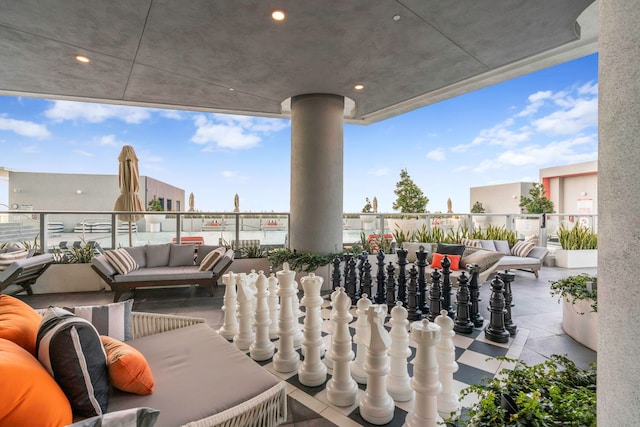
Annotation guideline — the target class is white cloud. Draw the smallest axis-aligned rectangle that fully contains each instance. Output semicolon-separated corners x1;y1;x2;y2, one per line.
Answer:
533;97;597;135
368;167;390;176
578;81;598;96
73;150;94;157
97;134;120;146
45;101;151;124
221;170;237;178
160;110;184;120
191;114;289;150
0;116;50;138
517;90;552;117
426;147;446;161
453;119;532;152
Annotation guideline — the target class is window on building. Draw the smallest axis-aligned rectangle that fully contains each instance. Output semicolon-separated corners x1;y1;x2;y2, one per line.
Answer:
176;200;181;211
167;199;172;211
159;198;165;210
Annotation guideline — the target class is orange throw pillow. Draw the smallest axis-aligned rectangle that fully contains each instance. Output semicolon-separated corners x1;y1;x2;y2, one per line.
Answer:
101;336;155;395
0;338;73;426
0;294;42;355
430;253;461;271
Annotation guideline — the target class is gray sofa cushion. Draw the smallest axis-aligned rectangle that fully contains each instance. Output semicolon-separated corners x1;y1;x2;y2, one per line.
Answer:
460;250;505;272
145;244;171;268
493;240;511;255
124;247;147;268
195;245;220;266
169;244;195;267
479;240;497;251
436;243;465;257
113;267;213;283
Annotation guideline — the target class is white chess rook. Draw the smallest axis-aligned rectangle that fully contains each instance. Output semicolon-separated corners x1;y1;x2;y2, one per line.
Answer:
323;287;341;369
387;302;414;402
273;263;300;373
359;305;395;425
250;271;275;361
298;273;327;386
350;293;372;384
435;309;461;418
234;278;255;351
268;273;280;340
326;287;358;407
218;271;239;340
403;319;442;427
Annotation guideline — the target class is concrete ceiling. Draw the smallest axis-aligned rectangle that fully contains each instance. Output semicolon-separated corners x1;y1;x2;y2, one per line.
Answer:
0;0;597;124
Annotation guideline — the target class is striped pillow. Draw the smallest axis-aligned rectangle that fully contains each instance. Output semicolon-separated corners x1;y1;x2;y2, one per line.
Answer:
460;238;482;248
64;300;133;341
198;247;226;271
0;248;29;271
511;240;535;257
105;248;139;275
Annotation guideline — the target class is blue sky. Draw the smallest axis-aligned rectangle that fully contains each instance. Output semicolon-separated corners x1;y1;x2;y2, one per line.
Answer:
0;53;598;213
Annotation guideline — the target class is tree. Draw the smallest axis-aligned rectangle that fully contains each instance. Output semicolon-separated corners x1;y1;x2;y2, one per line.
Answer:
519;183;555;213
392;169;429;214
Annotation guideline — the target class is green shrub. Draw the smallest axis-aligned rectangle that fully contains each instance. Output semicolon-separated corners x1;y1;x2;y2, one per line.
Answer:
558;224;597;250
550;273;597;313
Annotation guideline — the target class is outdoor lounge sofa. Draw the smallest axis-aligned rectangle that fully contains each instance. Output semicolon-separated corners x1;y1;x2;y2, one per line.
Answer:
478;239;549;278
91;244;234;302
0;252;53;295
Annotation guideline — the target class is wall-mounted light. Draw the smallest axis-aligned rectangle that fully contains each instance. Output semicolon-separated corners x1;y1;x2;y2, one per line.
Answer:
13;188;20;193
76;190;83;195
580;191;588;196
512;195;518;199
271;10;285;21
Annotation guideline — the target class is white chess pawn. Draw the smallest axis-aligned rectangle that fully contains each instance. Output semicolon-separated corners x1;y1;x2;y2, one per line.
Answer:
387;301;414;402
403;319;442;427
292;279;303;348
267;273;280;340
250;271;275;361
273;263;300;373
218;271;238;340
323;287;341;369
351;293;372;384
326;287;358;407
435;310;461;418
234;278;255;351
298;273;327;387
359;305;395;425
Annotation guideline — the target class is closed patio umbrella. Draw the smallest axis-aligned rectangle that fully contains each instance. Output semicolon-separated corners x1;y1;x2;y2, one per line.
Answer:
188;192;195;212
113;145;144;246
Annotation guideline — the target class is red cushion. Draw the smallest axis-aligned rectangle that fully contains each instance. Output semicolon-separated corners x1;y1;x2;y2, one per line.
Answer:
430;253;461;271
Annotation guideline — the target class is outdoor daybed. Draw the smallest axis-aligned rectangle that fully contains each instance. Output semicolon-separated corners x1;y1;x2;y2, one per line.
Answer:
92;244;234;302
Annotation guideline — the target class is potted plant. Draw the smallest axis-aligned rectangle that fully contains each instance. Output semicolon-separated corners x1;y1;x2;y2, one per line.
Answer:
144;196;166;232
268;247;341;289
36;243;107;293
229;244;270;275
516;183;554;238
470;201;487;227
555;224;598;268
360;197;376;229
388;169;429;237
550;273;597;351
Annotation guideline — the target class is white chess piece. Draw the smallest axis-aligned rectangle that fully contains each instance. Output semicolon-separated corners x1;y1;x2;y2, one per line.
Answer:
267;273;280;340
351;293;372;384
298;273;327;387
234;278;255;351
359;305;395;425
403;319;442;427
323;287;341;369
326;287;358;406
292;279;303;348
217;271;238;340
387;301;414;402
435;310;461;418
250;271;275;361
273;263;300;373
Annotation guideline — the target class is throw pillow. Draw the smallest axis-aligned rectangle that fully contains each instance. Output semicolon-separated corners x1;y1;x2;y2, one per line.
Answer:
67;407;160;427
460;238;482;248
124;246;147;268
0;338;73;426
0;248;29;271
169;243;196;267
101;336;154;395
430;253;461;270
64;299;134;341
36;307;110;418
195;245;219;265
105;248;139;275
511;240;536;258
0;294;43;355
436;243;466;257
493;240;512;255
145;243;171;267
460;250;505;272
479;240;497;251
198;247;226;271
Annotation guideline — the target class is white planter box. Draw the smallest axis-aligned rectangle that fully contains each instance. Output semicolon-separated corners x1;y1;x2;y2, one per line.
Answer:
228;257;271;276
562;296;598;351
35;264;107;294
555;249;598;268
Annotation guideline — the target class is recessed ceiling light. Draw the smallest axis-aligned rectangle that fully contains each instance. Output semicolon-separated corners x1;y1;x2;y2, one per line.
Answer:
228;87;235;91
272;10;285;21
75;55;90;63
354;84;364;90
393;14;401;21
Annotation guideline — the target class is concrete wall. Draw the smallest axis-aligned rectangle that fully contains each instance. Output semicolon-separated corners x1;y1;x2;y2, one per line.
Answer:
540;161;597;214
144;176;185;212
469;182;534;213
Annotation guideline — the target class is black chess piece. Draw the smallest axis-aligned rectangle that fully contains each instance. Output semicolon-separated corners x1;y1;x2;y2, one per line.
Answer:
427;269;442;322
346;256;358;304
386;262;397;314
361;259;373;298
407;265;422;321
415;245;429;313
331;255;342;291
440;255;455;318
454;271;474;334
498;270;517;336
396;247;408;306
343;253;352;290
468;264;484;327
375;250;386;304
484;275;510;343
357;251;368;293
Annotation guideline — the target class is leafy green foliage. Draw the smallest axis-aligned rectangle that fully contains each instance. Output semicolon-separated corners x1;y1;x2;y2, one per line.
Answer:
558;224;597;250
411;224;518;245
361;197;373;213
52;243;96;264
239;245;267;259
147;196;164;211
446;355;596;426
519;183;555;214
392;169;429;214
471;201;486;213
550;273;597;313
267;248;341;272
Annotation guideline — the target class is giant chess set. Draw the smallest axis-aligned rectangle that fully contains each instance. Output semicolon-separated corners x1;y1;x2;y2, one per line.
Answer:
216;248;526;426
